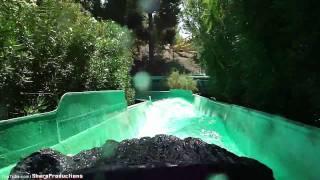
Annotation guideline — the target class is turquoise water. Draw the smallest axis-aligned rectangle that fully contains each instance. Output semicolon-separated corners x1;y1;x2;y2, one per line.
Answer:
138;98;242;155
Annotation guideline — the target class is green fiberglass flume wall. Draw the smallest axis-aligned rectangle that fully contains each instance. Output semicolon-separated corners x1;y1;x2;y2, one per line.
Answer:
0;91;148;178
192;94;320;180
1;90;320;180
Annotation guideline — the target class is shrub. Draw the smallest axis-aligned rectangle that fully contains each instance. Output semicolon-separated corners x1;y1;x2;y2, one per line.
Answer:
167;71;198;92
0;0;134;118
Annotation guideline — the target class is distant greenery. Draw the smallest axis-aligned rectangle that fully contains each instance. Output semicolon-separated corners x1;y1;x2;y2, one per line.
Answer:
0;0;134;119
167;71;198;92
174;34;194;52
183;0;320;126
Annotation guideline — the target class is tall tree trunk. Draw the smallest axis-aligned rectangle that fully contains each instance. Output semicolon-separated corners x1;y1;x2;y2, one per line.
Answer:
148;13;154;62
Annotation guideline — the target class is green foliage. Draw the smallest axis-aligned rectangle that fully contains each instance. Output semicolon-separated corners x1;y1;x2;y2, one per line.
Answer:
183;0;320;126
0;0;134;118
180;0;207;45
174;34;194;52
167;71;198;92
23;95;48;116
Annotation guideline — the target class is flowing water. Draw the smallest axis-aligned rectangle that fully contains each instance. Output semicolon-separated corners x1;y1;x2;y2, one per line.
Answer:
138;98;242;155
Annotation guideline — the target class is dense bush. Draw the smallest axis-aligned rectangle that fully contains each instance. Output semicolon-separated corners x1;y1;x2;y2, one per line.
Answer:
0;0;134;119
167;71;198;92
183;0;320;126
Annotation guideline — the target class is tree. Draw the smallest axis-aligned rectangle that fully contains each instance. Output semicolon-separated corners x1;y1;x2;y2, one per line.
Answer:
79;0;181;51
78;0;127;24
154;0;181;45
182;0;320;126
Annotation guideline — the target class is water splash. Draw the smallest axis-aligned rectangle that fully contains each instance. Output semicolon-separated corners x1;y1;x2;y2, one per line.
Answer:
137;98;242;155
